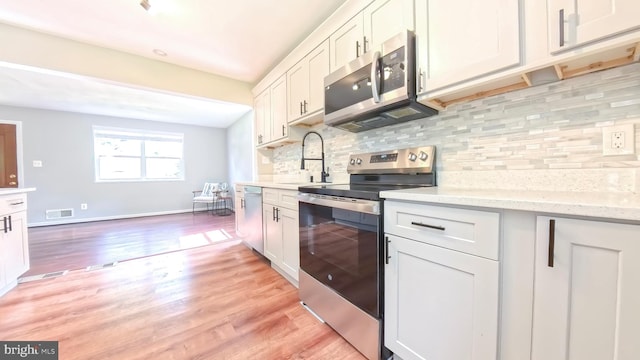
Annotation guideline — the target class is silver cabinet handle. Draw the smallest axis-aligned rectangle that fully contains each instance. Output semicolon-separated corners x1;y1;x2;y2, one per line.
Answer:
419;68;425;92
10;201;24;206
559;9;565;47
385;236;391;264
363;36;369;54
303;100;308;114
356;40;361;58
371;51;382;103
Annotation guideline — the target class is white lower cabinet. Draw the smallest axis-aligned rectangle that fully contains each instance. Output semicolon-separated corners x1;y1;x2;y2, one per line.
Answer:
0;193;30;297
262;188;299;284
532;216;640;360
384;201;500;360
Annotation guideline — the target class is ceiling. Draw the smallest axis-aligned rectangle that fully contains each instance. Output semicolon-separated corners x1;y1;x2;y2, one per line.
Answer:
0;0;347;127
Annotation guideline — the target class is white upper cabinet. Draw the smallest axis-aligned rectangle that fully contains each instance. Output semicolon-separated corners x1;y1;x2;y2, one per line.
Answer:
415;0;521;93
532;216;640;360
330;0;414;72
269;75;288;143
548;0;640;53
363;0;415;54
254;89;271;146
287;39;330;124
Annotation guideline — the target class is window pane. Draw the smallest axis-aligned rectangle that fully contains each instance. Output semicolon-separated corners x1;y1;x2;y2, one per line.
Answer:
95;138;141;156
146;158;182;179
98;157;141;179
145;140;182;158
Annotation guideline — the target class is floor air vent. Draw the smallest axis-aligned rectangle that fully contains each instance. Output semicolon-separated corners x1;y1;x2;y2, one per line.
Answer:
46;208;74;219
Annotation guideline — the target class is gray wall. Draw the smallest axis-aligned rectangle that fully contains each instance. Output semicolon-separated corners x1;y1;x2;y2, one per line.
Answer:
0;105;229;225
227;110;255;187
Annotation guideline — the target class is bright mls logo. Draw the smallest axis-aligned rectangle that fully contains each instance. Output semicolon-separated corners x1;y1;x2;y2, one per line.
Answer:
1;341;58;359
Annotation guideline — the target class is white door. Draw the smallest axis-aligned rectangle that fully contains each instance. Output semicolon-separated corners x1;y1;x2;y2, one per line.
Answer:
270;75;287;142
306;39;330;116
3;211;28;281
532;217;640;360
363;0;414;53
384;234;499;360
415;0;520;92
280;207;299;281
287;59;308;122
254;90;270;145
262;205;282;263
548;0;640;53
329;15;364;72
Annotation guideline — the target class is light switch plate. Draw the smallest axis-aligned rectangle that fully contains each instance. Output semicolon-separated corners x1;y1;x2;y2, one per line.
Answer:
602;124;635;156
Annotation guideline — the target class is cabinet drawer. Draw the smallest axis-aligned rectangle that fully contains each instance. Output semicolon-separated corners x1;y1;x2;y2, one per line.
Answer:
385;201;500;260
278;190;298;211
0;193;27;215
263;188;279;205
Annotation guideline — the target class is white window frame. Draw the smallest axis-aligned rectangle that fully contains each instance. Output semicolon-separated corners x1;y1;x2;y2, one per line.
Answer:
93;126;185;182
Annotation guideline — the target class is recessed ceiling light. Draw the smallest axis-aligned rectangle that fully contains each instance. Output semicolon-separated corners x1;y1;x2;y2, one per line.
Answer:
153;49;167;57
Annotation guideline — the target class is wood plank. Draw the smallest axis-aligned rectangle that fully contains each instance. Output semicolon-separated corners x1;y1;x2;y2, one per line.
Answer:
0;242;366;359
25;212;236;276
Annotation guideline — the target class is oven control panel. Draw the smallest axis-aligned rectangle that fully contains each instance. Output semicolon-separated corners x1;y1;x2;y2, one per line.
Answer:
347;146;435;174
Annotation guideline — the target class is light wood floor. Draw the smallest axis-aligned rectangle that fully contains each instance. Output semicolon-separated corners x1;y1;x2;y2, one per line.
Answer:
25;212;236;276
0;239;366;359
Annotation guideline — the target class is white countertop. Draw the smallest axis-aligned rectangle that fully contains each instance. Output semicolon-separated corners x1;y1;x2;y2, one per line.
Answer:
235;181;321;191
0;187;36;196
380;187;640;222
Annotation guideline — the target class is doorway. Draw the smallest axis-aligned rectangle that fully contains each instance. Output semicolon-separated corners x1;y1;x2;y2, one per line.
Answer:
0;123;18;187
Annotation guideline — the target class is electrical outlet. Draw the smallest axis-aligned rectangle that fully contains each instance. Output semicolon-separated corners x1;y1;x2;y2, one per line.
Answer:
80;203;88;210
602;124;635;156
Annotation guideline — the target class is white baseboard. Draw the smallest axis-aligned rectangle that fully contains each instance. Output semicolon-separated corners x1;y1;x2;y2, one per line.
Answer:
28;208;196;227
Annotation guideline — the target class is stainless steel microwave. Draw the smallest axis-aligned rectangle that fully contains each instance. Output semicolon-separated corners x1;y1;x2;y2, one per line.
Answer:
323;30;438;133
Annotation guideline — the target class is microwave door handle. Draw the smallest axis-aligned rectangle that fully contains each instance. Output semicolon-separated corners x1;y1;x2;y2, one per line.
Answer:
370;51;381;103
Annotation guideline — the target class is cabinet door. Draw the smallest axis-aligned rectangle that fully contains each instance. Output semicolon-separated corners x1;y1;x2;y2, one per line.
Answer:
263;205;282;263
532;217;640;360
280;207;299;281
384;234;499;360
3;211;29;281
270;75;288;142
306;39;330;116
234;194;245;236
548;0;640;53
415;0;520;92
329;15;364;72
363;0;414;53
287;59;308;123
254;89;271;145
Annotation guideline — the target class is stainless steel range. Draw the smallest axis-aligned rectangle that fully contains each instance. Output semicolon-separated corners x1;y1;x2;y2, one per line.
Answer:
297;146;436;360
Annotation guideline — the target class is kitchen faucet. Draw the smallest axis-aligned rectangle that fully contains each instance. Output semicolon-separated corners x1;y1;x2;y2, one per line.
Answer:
300;131;329;183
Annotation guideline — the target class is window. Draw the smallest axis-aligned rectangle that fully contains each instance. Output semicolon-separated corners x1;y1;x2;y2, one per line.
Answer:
93;126;184;182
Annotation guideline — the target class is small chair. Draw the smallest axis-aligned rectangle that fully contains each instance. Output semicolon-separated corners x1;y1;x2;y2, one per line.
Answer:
213;182;232;216
192;182;219;214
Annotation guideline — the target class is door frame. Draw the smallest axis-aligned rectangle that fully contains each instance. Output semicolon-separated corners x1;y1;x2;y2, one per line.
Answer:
0;119;24;187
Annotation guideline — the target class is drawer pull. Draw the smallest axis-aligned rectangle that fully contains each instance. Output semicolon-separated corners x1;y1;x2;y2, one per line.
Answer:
7;215;11;232
548;219;556;267
558;9;565;47
10;201;24;206
411;221;445;231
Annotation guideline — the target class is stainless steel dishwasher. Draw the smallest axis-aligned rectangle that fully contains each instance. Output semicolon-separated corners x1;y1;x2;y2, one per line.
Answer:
241;186;264;255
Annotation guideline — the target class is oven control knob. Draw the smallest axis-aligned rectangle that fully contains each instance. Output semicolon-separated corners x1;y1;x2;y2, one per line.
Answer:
419;151;429;161
408;152;417;161
350;158;356;165
356;158;362;165
327;274;333;281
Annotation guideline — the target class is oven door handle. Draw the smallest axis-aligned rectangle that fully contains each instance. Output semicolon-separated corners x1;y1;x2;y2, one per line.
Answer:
298;193;380;215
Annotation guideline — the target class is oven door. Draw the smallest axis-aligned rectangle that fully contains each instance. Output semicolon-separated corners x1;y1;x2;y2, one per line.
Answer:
298;193;381;318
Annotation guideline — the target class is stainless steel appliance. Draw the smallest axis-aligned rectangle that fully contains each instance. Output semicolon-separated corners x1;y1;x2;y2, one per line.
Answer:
241;186;264;254
323;31;438;133
298;146;436;360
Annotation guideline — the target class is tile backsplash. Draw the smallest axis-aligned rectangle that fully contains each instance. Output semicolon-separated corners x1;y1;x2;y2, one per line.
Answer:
272;63;640;193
